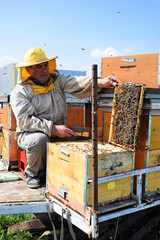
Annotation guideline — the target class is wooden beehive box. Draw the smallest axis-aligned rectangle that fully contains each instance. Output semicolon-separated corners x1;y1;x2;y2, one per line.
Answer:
102;53;160;88
47;140;134;213
0;96;18;169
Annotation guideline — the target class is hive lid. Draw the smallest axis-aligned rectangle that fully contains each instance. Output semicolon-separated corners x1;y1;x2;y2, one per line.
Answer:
109;83;146;151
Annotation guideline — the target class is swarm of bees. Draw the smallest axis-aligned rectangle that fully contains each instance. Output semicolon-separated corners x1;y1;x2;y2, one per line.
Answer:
111;83;145;150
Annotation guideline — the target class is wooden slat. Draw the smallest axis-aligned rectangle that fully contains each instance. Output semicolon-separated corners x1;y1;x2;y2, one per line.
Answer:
135;150;147;170
89;150;133;178
88;177;132;204
150;116;160;150
146;171;160;193
97;108;103;141
103;112;112;142
148;149;160;167
1;129;18;162
67;106;84;127
138;115;148;149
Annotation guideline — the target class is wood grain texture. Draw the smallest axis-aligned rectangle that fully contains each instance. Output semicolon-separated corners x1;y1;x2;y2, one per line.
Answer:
150;116;160;150
88;177;132;204
47;141;134;209
102;53;159;88
0;105;16;130
146;171;160;193
1;129;18;161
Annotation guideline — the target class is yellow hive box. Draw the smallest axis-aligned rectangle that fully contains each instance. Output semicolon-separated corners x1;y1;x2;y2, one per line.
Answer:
47;140;134;213
145;149;160;193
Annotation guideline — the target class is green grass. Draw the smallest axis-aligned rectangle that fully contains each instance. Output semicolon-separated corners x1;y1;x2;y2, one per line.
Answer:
0;214;45;240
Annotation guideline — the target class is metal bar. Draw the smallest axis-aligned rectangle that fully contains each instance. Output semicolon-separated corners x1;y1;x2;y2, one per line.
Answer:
92;64;98;239
0;202;49;215
88;166;160;184
49;196;92;235
137;173;142;205
99;200;160;223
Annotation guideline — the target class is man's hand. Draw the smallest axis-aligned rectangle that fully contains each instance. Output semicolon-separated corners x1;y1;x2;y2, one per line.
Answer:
51;125;77;138
98;75;121;88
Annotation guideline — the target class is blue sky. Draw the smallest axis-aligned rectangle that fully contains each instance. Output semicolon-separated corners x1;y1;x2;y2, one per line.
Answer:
0;0;159;75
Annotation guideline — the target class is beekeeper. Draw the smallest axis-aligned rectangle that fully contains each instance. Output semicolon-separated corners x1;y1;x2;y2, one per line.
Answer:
10;48;120;188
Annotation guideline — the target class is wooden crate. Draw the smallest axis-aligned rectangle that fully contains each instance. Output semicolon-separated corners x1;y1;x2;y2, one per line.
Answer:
1;129;18;169
102;53;160;88
0;104;16;130
47;141;134;213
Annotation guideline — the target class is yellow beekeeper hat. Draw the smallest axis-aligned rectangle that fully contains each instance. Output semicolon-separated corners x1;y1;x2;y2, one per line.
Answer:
16;48;57;83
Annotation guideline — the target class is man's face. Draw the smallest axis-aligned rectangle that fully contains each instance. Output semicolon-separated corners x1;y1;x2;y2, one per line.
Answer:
26;62;50;84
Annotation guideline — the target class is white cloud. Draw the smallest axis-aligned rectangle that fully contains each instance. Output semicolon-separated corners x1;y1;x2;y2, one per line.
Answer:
122;49;133;54
0;55;16;67
90;47;133;59
90;47;121;58
3;56;16;61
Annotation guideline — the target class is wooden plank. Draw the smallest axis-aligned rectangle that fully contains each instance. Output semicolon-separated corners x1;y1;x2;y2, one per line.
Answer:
138;115;148;149
89;150;134;178
1;129;18;162
146;171;160;193
150;116;160;150
0;105;16;130
67;106;84;127
135;150;147;170
0;176;45;202
148;149;160;167
0;172;20;182
102;53;159;88
97;108;103;141
103;112;111;142
88;177;132;204
7;218;46;234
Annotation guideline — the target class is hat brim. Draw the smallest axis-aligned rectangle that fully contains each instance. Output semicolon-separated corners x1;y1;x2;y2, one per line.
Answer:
16;56;57;68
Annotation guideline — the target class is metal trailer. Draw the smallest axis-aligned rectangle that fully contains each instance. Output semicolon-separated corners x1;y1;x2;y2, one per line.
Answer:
0;66;160;239
44;67;160;239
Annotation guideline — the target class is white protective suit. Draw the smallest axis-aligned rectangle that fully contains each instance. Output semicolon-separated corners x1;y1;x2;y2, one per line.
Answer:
10;73;92;177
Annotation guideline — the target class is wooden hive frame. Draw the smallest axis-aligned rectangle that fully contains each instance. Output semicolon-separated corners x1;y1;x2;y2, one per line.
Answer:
109;83;146;151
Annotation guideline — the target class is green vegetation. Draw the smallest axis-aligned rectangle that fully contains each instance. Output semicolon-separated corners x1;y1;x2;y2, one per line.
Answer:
0;214;43;240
